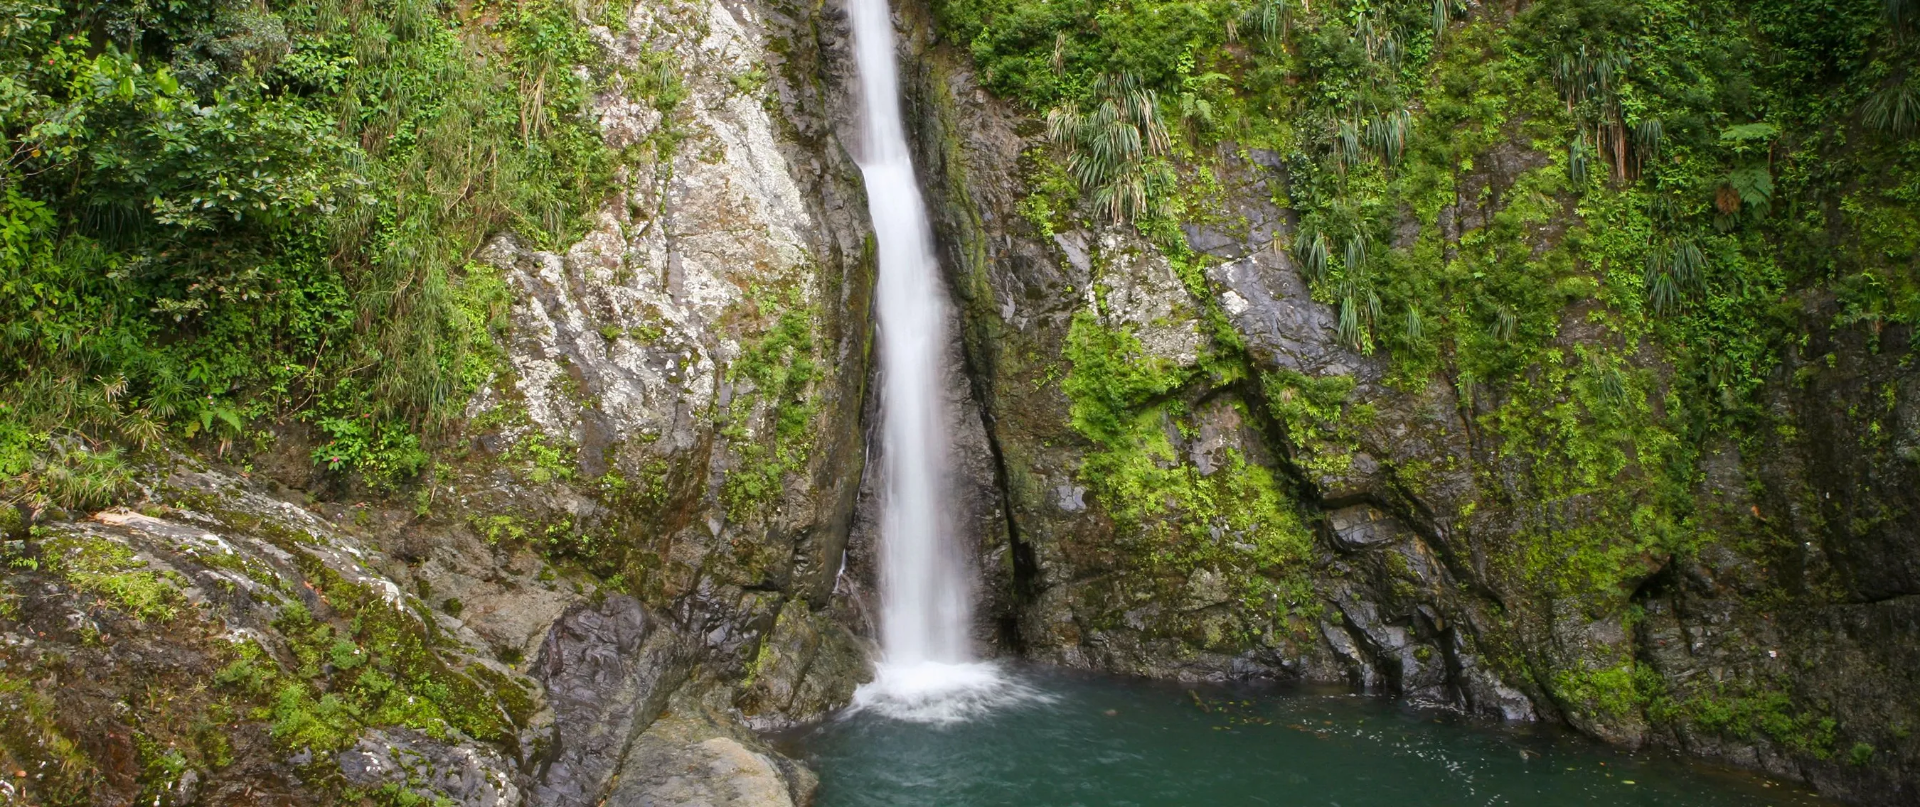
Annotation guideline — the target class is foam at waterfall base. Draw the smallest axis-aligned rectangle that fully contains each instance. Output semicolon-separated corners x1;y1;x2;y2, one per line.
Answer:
849;660;1049;724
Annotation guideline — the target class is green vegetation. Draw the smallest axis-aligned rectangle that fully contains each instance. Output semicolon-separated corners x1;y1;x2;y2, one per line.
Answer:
35;529;184;622
941;0;1917;762
217;557;523;757
1062;306;1317;643
0;673;89;803
722;297;823;522
0;0;614;497
1639;671;1841;758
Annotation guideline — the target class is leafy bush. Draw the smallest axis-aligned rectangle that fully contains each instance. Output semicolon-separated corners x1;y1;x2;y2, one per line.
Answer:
0;0;613;486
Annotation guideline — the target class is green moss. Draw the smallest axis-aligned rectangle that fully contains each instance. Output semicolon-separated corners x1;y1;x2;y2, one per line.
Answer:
1061;312;1318;641
509;430;578;485
364;782;458;807
722;301;823;521
0;673;93;804
1061;311;1193;444
210;550;530;757
1259;370;1372;482
1553;663;1644;723
37;530;184;623
1641;670;1840;759
472;514;528;547
1016;149;1081;238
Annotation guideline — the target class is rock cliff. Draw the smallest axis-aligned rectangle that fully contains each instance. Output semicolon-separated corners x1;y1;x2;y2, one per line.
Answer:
892;1;1919;804
2;1;1915;806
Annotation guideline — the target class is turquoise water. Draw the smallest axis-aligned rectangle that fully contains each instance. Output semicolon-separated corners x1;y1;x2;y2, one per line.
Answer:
784;667;1832;807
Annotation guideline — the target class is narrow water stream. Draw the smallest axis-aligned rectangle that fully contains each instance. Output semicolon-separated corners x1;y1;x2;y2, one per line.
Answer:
847;0;1023;720
785;668;1834;807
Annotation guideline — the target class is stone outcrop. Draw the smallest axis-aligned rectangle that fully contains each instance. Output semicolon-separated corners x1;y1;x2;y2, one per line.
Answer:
888;1;1919;804
0;1;878;805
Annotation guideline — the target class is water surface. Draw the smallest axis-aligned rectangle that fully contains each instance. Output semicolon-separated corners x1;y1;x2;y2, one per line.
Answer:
785;667;1832;807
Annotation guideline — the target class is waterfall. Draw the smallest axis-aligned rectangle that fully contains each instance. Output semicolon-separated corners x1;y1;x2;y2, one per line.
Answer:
845;0;1034;723
852;0;966;669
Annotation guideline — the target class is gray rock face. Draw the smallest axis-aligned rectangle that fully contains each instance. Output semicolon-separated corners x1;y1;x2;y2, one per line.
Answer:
896;1;1483;691
604;687;816;807
340;729;522;807
9;3;889;805
14;463;545;806
468;0;875;685
890;5;1920;804
532;595;693;807
411;0;881;760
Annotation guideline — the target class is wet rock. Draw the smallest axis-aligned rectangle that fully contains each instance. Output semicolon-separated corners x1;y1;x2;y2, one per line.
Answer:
1327;506;1404;552
605;686;816;807
531;596;693;807
736;598;871;731
337;729;521;807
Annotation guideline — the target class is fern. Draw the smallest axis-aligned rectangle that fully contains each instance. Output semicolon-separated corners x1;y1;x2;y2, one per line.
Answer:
1726;166;1774;214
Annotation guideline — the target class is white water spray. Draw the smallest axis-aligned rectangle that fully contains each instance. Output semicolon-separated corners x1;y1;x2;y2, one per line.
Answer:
845;0;1036;723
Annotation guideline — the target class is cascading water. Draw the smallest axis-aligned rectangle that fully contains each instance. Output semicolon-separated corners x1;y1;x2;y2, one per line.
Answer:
845;0;1036;723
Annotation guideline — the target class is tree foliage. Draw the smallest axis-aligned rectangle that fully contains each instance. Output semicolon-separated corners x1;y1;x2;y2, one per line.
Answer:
0;0;612;497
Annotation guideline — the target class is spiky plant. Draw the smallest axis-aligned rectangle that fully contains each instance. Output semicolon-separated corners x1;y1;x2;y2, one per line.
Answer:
1334;119;1364;169
1646;193;1682;227
1862;80;1919;135
1367;110;1411;165
1242;0;1291;45
1669;239;1707;292
1589;357;1628;408
1567;135;1591;185
1432;0;1466;39
1642;239;1705;315
1351;11;1403;66
1489;304;1517;342
1294;230;1331;281
1047;73;1172;224
1335;279;1380;349
1551;44;1631;111
1343;233;1370;272
1889;0;1915;31
1633;118;1664;162
7;438;133;512
1644;268;1681;315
